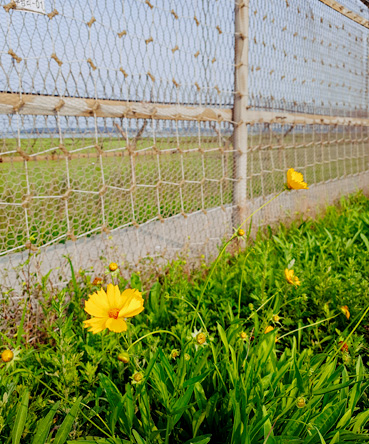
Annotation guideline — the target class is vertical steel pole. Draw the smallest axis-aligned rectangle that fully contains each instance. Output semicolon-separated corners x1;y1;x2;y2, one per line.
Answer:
233;0;249;228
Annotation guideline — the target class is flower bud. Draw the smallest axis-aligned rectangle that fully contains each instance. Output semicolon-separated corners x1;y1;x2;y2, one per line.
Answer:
237;228;245;237
196;332;206;345
170;349;180;360
184;353;191;361
132;371;144;384
109;262;118;272
296;397;307;408
92;277;103;285
117;351;130;364
240;331;248;340
1;349;13;363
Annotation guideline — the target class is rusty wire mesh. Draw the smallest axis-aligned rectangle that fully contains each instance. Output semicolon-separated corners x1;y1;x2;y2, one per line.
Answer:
0;0;369;292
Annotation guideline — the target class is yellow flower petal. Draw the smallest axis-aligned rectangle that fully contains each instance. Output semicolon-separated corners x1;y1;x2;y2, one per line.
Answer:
284;269;300;286
341;306;350;320
84;288;110;315
84;297;109;318
118;288;144;318
287;168;309;190
83;317;108;334
106;317;127;333
106;284;125;309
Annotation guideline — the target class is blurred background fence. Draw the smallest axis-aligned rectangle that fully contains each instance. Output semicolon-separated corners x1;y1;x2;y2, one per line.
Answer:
1;0;369;292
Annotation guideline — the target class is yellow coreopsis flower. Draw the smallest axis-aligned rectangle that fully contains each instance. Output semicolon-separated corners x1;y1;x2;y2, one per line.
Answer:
284;269;300;287
83;284;144;334
341;305;350;320
286;168;309;190
264;325;274;334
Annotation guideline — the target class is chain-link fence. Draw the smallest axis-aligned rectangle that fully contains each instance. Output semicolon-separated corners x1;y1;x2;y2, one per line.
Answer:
1;0;369;293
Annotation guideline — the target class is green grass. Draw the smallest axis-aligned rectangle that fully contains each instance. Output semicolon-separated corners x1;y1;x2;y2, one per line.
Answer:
2;191;369;442
1;131;369;253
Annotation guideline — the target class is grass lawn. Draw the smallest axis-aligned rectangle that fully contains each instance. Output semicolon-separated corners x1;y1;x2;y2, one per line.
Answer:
1;191;369;442
1;130;369;254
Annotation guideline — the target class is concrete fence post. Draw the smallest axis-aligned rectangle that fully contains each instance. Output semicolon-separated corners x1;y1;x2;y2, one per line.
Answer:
233;0;250;228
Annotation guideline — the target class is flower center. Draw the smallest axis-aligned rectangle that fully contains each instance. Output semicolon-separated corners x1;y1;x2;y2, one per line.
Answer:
196;333;206;345
108;308;120;319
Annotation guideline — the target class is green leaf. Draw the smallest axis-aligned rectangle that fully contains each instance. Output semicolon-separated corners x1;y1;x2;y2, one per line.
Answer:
182;435;212;444
312;380;354;396
217;323;229;354
294;358;305;394
315;427;327;444
192;410;206;438
158;349;178;387
304;400;346;444
183;371;210;388
53;398;82;444
149;282;161;313
352;409;369;433
263;405;274;441
31;401;60;444
132;429;146;444
11;389;30;444
171;386;195;426
98;373;124;406
130;273;142;291
67;439;126;444
360;233;369;251
335;408;352;429
329;431;339;444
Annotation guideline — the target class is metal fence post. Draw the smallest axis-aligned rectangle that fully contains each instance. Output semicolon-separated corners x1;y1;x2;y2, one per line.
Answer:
233;0;250;229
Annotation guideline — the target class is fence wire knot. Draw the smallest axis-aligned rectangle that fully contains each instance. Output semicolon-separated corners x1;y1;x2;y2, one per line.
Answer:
3;1;16;12
47;9;59;19
8;49;22;63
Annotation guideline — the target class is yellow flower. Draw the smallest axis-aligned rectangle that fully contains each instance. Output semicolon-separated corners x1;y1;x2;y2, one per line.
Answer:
1;349;13;363
83;284;144;334
109;262;118;272
284;269;300;287
264;326;274;334
286;168;309;190
237;228;245;237
240;331;248;340
117;351;130;363
341;305;350;320
273;314;281;323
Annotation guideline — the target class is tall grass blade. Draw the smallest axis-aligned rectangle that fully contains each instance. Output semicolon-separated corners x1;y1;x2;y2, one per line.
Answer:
11;389;30;444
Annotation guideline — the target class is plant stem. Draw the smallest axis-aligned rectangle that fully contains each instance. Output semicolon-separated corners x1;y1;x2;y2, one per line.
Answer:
238;251;251;318
277;314;340;341
165;416;172;444
191;191;284;331
127;330;180;351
